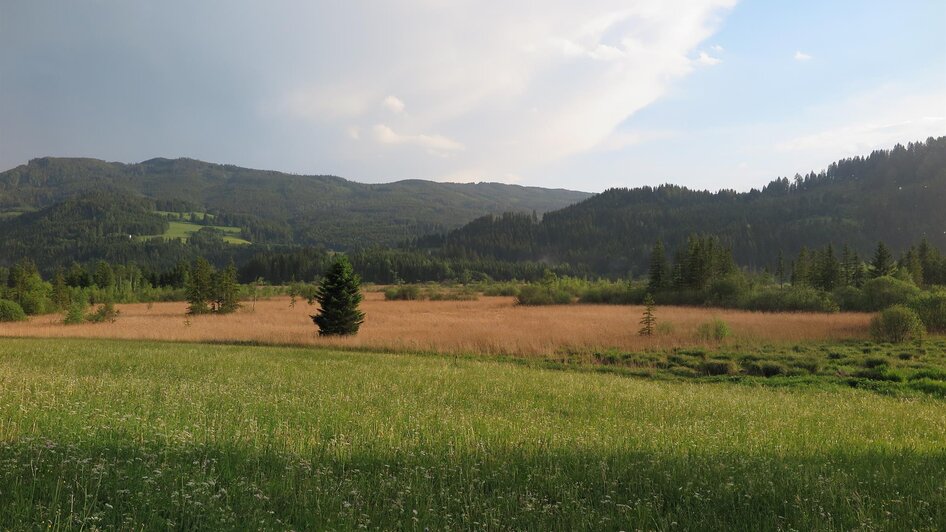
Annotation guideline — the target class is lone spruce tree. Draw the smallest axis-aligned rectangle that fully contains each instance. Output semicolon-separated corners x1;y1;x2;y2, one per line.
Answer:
638;293;657;336
311;256;365;336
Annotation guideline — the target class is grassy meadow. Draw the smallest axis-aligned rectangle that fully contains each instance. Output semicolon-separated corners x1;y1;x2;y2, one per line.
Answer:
0;337;943;530
0;294;872;355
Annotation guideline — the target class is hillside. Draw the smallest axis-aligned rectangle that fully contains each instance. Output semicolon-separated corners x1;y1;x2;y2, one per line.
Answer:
0;157;590;249
419;137;946;276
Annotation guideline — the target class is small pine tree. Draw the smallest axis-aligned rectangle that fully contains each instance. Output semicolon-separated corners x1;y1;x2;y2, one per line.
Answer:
638;294;657;336
871;241;895;278
311;256;365;336
51;269;71;311
774;251;786;286
648;240;670;291
186;258;213;315
212;262;241;314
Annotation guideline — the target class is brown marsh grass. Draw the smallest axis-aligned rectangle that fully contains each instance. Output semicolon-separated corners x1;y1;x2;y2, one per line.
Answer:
0;293;872;356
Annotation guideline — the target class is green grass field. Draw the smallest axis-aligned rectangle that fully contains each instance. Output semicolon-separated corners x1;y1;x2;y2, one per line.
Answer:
0;338;943;530
141;220;251;245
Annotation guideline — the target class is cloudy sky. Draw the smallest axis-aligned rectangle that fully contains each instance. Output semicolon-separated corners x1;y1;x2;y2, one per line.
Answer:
1;1;944;192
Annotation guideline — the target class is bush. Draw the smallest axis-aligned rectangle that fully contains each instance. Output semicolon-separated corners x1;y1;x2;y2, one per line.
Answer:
831;286;864;311
869;305;925;344
516;285;572;305
63;300;88;325
0;299;27;322
579;282;646;305
860;276;921;311
427;288;478;301
909;291;946;333
696;319;731;342
480;283;520;297
705;275;749;307
745;286;839;313
87;302;120;323
384;285;421;301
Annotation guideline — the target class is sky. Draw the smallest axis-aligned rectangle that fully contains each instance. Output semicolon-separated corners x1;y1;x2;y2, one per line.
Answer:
1;1;944;192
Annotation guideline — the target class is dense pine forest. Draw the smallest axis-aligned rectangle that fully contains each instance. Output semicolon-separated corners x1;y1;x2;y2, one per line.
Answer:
417;137;946;276
0;138;944;289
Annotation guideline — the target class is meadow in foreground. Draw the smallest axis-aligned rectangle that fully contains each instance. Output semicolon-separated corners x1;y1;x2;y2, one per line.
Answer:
0;338;943;530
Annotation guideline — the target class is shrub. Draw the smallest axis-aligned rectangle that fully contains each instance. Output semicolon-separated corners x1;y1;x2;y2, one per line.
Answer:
744;286;839;313
0;299;27;322
869;305;925;344
87;301;120;323
480;283;520;297
831;286;864;311
909;291;946;333
705;275;749;307
700;359;738;376
696;318;731;342
384;285;421;301
427;288;478;301
63;300;88;325
861;276;921;311
516;285;572;306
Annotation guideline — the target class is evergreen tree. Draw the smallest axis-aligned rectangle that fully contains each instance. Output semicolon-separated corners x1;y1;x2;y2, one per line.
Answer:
311;256;365;336
871;241;895;278
186;258;213;315
815;244;841;291
51;269;71;311
638;294;657;337
212;262;241;314
775;251;786;286
792;247;811;286
93;260;115;289
899;247;923;286
648;240;670;291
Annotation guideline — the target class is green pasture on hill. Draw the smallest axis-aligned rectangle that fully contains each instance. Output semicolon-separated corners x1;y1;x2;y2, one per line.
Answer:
0;338;943;530
140;220;251;245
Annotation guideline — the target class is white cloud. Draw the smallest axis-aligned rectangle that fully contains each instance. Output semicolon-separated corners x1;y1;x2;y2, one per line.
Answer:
373;124;464;153
776;88;946;155
268;0;737;177
794;50;812;61
346;126;361;140
382;95;406;114
697;51;722;65
597;129;678;151
711;44;724;52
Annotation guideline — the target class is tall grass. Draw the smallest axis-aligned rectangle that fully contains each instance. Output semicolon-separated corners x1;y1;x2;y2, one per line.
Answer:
0;294;874;356
0;338;943;529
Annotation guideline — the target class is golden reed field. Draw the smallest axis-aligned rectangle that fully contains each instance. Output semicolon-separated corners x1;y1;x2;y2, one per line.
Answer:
0;293;872;356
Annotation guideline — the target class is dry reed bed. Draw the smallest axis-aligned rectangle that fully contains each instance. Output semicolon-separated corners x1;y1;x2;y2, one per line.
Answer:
0;293;872;356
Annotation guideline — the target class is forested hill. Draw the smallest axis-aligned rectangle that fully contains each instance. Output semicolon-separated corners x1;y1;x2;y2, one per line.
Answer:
418;137;946;276
0;157;590;248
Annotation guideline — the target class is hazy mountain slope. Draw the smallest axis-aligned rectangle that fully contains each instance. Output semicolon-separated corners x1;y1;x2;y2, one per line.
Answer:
0;157;591;248
421;137;946;276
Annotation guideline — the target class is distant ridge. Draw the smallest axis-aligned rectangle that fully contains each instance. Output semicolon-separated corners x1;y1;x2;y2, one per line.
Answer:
0;157;591;249
417;137;946;275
